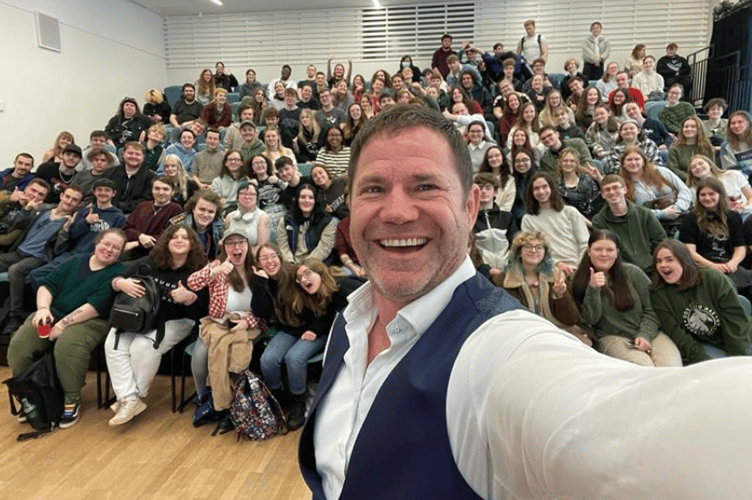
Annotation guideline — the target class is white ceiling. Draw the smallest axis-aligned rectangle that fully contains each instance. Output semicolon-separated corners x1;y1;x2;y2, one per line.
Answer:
130;0;444;17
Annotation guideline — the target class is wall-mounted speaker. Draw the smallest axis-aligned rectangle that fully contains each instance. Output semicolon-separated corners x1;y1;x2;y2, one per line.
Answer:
35;11;61;53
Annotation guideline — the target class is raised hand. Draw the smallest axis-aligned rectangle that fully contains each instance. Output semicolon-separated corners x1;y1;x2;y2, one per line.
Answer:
589;267;606;288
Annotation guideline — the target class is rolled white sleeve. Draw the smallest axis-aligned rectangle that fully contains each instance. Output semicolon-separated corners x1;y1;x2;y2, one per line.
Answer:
448;310;752;500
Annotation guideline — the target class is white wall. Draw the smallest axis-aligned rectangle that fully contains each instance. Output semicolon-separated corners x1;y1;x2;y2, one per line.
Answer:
0;0;166;166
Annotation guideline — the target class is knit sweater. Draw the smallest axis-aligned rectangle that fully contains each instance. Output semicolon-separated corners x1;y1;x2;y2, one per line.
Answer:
592;201;667;275
651;267;752;364
580;263;659;341
658;102;696;135
667;143;713;182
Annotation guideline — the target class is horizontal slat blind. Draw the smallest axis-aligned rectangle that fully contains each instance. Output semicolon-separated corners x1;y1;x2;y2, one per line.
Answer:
164;0;710;71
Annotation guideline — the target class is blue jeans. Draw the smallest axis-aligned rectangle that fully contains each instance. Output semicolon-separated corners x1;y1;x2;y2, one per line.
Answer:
260;331;325;395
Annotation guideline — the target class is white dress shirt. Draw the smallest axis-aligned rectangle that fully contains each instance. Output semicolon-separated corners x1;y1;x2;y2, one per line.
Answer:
313;257;752;499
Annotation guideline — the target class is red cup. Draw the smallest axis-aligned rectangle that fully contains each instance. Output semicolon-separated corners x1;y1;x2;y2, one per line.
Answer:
36;324;51;338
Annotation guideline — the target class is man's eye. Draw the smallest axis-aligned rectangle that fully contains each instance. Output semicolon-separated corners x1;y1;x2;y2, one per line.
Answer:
416;184;437;192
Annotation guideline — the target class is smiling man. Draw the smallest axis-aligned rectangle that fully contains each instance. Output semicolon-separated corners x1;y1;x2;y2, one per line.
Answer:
299;106;752;500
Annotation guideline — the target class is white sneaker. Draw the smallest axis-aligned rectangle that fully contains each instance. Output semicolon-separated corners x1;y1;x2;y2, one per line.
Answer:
110;400;120;413
108;398;147;426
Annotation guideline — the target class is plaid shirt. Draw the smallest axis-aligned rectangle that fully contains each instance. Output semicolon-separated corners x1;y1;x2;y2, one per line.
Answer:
187;260;265;331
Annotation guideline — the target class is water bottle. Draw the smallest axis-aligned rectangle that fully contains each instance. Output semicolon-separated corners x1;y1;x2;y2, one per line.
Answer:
21;397;38;422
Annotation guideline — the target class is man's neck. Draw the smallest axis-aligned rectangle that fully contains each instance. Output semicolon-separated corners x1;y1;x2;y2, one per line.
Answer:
125;163;141;175
59;164;76;175
479;201;493;210
322;104;334;112
153;200;170;208
609;200;628;216
11;171;25;179
96;201;113;210
184;98;195;105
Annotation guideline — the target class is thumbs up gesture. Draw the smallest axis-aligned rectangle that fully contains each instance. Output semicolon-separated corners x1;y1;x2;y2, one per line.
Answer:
85;206;100;224
212;258;234;277
170;280;196;304
589;267;606;288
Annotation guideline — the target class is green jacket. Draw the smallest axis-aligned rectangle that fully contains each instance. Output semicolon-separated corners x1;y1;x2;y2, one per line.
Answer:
580;263;659;341
592;201;666;275
651;268;752;364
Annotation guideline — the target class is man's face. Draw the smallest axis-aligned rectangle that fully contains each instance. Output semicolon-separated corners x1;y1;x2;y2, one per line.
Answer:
25;183;49;203
380;96;396;107
478;183;496;204
306;65;316;78
320;91;331;106
525;23;535;36
183;86;195;102
539;129;560;149
193;198;218;229
190;122;205;137
453;102;468;115
616;73;629;88
532;62;545;75
315;73;326;86
152;181;173;206
568;79;583;95
281;66;291;79
94;186;115;205
90;135;107;148
667;87;682;104
349;126;479;307
493;44;503;55
601;181;626;206
58;189;83;214
240;108;254;122
285;93;297;106
240;125;256;142
461;74;473;89
301;86;312;100
206;131;220;151
62;152;81;168
277;164;295;182
666;46;677;57
216;63;224;75
90;154;111;173
13;156;32;177
449;59;460;72
442;37;452;49
246;71;256;84
123;146;144;168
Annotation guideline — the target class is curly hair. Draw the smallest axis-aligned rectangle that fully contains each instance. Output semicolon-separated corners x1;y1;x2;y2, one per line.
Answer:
149;225;207;271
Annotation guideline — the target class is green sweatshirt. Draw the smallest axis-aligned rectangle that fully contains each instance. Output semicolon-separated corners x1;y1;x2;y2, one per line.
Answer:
592;201;667;275
580;263;659;341
651;268;752;364
41;254;125;318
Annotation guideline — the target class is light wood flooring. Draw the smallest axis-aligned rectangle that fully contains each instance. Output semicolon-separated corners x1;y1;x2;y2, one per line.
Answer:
0;367;311;500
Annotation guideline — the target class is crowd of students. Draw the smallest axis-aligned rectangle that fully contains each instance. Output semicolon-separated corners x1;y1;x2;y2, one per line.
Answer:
3;19;752;436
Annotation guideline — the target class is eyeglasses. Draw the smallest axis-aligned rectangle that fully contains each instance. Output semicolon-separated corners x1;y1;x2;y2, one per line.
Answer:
251;160;266;166
238;192;256;198
224;239;248;248
296;268;314;283
522;244;545;252
514;158;531;164
227;158;243;163
257;254;279;263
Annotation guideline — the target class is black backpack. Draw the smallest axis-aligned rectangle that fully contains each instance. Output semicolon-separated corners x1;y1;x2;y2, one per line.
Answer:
229;369;286;441
4;349;64;441
109;266;164;349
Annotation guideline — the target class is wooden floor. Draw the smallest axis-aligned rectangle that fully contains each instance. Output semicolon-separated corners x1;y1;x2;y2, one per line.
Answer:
0;367;311;500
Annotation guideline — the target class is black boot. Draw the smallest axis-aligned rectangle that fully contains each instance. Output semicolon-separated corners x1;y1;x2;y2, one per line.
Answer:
270;388;287;408
286;393;307;431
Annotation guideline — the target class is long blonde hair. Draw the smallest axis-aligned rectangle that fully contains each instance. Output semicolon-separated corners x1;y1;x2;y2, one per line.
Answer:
162;154;188;200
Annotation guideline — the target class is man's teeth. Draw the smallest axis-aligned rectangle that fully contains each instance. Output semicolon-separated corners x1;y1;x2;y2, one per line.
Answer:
380;238;427;247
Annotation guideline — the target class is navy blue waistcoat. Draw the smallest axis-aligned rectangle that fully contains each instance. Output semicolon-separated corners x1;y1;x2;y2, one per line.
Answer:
299;272;522;500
